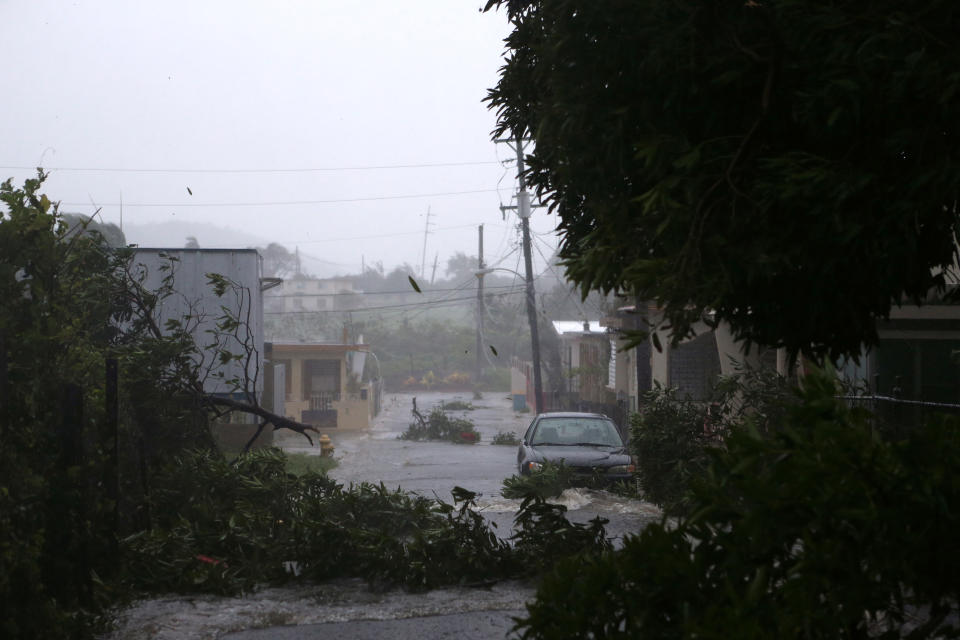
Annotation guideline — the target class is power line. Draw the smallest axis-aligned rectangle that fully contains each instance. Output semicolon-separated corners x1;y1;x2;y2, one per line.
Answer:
267;282;525;298
284;223;500;246
59;188;507;208
264;289;527;315
390;275;481;323
0;160;501;174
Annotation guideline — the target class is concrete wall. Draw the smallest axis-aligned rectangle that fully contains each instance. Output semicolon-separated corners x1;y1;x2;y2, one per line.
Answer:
131;248;264;396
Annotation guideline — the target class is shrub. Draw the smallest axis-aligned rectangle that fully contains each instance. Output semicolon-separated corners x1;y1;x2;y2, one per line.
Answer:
510;495;612;575
629;386;713;512
399;407;481;443
517;371;960;639
121;449;615;597
284;452;338;476
630;363;796;513
491;431;521;446
502;461;573;499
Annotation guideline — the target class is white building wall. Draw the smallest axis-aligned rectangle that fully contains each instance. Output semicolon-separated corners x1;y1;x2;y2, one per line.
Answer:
131;248;264;396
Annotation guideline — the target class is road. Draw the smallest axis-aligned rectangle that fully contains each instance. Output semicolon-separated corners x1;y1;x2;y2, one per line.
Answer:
277;391;662;542
107;391;660;639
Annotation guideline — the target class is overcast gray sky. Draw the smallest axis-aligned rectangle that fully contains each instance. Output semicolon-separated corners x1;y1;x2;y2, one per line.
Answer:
1;0;560;277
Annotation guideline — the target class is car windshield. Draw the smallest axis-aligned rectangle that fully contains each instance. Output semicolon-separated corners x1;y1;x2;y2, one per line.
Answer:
531;417;623;447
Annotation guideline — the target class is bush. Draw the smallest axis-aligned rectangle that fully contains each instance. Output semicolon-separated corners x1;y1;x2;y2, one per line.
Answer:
517;371;960;639
399;407;481;443
502;461;573;499
630;363;796;513
121;449;615;596
629;387;713;512
284;452;338;476
491;431;521;446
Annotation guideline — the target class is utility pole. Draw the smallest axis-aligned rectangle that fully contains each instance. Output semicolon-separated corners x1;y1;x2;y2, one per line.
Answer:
476;224;485;381
514;133;544;413
430;253;439;285
420;206;432;279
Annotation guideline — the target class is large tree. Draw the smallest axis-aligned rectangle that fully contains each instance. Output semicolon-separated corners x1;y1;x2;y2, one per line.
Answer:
485;0;960;361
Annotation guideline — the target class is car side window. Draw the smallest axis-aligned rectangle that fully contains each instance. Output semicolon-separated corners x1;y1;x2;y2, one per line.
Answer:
522;419;538;443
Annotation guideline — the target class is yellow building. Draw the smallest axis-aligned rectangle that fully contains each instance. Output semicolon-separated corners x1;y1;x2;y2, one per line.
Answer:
267;342;379;430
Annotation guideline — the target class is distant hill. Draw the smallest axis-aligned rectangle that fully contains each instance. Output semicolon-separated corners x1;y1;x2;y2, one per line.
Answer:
122;220;344;278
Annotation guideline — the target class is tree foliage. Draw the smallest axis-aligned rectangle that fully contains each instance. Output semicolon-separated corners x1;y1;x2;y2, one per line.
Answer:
0;173;311;637
518;372;960;639
485;0;960;361
630;363;795;512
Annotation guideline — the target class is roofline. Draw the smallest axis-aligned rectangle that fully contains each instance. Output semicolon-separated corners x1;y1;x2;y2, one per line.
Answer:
268;342;370;352
131;247;261;254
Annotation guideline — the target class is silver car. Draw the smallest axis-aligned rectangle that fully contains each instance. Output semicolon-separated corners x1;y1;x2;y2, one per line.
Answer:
517;412;634;481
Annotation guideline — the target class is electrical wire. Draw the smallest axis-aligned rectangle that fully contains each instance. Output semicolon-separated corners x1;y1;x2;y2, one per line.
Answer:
533;234;608;318
267;282;525;298
283;223;485;247
264;288;528;315
59;188;507;208
0;160;501;174
393;274;480;324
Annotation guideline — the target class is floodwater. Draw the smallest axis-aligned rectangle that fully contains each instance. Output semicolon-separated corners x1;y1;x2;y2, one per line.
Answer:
105;392;661;639
106;579;532;640
283;391;663;541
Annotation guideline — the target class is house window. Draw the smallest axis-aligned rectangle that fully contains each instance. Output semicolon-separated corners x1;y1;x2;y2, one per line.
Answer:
303;359;341;406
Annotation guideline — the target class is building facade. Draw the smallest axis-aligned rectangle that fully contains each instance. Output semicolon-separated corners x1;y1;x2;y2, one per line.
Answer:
268;342;380;430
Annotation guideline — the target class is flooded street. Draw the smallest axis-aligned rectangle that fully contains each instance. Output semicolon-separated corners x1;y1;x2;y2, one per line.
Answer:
280;391;662;541
319;392;527;499
106;392;660;639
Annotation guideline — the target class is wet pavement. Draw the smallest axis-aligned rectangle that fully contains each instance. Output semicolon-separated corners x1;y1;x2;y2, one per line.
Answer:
278;391;662;542
107;579;531;640
105;392;661;639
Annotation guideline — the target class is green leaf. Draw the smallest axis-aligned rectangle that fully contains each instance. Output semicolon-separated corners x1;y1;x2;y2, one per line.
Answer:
408;275;422;293
490;345;499;356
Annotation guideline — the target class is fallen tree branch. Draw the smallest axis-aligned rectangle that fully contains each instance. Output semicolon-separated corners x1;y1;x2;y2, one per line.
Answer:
204;394;318;446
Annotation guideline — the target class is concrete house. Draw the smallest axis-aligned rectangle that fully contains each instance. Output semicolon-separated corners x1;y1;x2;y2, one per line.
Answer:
603;303;770;411
264;276;359;314
267;341;380;430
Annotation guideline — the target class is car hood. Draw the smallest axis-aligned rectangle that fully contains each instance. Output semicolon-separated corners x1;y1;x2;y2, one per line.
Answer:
530;445;630;468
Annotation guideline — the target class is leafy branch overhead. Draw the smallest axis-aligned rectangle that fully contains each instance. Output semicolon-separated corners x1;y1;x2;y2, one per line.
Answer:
484;0;960;361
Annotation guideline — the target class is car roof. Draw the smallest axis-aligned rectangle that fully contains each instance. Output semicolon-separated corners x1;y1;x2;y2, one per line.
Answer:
535;412;611;420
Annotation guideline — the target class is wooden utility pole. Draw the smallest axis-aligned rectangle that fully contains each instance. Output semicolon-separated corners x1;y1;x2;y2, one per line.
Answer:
420;206;432;279
494;133;545;413
476;224;485;380
515;133;544;413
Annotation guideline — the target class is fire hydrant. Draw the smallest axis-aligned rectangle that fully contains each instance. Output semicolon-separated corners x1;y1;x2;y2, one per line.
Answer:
318;434;335;457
